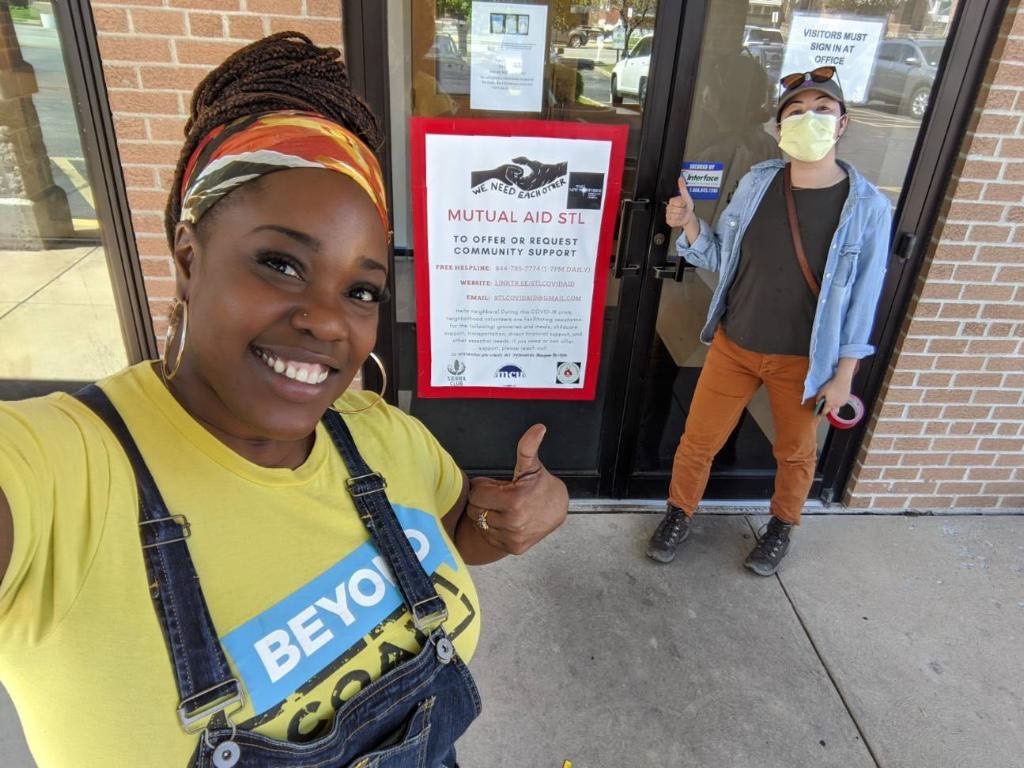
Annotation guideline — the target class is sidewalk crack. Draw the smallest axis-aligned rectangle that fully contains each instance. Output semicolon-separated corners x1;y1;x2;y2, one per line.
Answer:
746;515;884;768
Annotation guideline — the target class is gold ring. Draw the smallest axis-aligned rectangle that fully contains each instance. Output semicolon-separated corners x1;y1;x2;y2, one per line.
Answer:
475;509;490;531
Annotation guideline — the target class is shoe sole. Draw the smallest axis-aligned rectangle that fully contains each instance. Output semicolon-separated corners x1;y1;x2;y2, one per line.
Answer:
646;548;676;563
646;527;690;563
744;560;779;576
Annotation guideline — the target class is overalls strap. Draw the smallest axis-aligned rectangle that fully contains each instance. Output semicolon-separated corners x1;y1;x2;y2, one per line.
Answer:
74;385;243;733
321;409;448;632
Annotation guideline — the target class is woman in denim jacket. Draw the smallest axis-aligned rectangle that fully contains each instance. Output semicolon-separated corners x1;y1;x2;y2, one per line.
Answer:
647;68;892;575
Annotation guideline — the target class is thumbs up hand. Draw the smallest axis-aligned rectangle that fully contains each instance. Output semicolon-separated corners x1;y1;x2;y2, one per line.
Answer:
466;424;569;556
666;175;695;229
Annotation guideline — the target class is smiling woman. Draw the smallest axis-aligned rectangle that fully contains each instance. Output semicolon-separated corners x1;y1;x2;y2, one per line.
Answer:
0;32;567;768
169;167;390;457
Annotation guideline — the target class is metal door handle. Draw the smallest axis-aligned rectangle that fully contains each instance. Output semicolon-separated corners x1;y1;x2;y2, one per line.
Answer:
652;260;690;282
613;198;650;278
649;219;688;281
894;232;917;262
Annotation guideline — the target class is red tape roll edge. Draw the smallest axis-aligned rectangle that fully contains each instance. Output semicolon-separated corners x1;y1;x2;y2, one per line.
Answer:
827;395;865;430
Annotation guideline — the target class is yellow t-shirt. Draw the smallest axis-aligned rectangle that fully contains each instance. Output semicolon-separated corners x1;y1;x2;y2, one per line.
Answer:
0;363;479;767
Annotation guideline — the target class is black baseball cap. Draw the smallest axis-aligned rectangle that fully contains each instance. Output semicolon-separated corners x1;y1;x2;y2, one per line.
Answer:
776;69;846;121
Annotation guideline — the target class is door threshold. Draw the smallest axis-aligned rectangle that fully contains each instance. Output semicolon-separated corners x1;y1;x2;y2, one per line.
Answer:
569;501;1024;516
569;499;826;514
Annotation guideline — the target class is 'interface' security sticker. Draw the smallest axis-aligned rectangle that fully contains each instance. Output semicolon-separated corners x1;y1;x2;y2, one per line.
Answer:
681;162;724;200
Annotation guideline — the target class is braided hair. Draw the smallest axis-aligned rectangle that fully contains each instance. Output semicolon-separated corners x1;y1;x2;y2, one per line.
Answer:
163;31;383;248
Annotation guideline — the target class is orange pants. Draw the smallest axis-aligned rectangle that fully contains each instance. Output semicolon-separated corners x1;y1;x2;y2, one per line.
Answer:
668;329;819;525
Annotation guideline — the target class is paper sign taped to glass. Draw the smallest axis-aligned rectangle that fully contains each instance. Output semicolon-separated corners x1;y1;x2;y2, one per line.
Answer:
470;2;547;112
410;118;627;400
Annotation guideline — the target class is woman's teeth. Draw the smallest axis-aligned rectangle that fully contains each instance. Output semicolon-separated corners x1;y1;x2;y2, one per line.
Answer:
256;349;330;385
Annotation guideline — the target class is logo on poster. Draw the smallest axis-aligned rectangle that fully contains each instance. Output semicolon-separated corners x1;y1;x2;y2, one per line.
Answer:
447;359;466;385
471;156;568;199
495;364;525;380
555;362;581;385
566;172;605;210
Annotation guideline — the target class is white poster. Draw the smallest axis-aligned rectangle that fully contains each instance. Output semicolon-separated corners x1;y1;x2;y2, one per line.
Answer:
470;2;548;112
781;13;886;104
412;119;626;399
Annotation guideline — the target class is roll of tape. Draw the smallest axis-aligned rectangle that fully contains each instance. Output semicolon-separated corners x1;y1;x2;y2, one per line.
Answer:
827;395;865;430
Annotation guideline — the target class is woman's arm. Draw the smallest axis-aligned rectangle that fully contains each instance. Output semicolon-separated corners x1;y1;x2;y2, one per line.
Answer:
669;171;756;274
0;489;12;586
441;425;568;565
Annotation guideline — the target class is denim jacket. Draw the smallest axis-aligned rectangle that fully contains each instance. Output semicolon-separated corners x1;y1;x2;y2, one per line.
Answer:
676;159;893;402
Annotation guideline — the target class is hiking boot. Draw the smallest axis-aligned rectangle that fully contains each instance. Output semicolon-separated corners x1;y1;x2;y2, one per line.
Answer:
646;504;690;563
744;516;793;576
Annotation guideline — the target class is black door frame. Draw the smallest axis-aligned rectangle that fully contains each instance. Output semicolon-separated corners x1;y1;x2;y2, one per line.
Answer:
342;0;1009;501
54;2;156;362
591;0;688;497
342;0;394;402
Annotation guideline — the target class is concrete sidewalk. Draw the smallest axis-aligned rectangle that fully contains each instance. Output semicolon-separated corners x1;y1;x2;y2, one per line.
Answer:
2;513;1022;767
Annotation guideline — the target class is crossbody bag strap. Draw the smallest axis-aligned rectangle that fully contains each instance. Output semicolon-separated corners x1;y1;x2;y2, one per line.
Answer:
321;409;448;633
74;384;243;734
783;163;821;298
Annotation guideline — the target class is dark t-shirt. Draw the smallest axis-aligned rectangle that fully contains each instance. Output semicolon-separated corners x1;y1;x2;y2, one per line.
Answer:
722;171;849;356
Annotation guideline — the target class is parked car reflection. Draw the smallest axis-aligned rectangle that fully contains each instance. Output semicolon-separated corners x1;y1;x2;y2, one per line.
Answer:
426;32;470;95
869;37;942;119
611;34;653;107
743;25;785;99
553;24;608;48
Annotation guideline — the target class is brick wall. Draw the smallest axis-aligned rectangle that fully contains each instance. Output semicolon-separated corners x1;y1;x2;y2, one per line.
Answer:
847;2;1024;511
89;0;344;340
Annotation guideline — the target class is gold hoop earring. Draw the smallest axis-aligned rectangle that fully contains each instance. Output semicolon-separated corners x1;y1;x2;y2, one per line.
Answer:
162;299;189;381
332;352;387;415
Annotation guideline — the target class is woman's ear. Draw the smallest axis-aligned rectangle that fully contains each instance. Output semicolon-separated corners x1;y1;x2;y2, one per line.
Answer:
172;221;199;299
836;113;850;139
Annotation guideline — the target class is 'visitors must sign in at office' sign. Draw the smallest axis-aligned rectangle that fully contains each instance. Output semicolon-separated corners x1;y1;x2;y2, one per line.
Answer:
781;12;885;105
410;118;627;400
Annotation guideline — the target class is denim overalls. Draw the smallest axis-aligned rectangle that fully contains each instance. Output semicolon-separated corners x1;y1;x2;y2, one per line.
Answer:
76;385;481;768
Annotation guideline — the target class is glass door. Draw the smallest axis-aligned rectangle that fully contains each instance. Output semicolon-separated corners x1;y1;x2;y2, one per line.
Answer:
384;0;682;494
370;0;970;499
624;0;963;499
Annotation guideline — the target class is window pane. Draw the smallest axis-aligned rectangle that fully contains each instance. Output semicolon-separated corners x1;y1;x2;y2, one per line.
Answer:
0;6;127;390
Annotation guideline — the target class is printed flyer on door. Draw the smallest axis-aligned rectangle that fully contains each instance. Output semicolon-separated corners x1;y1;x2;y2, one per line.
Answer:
470;1;547;112
410;118;627;400
781;12;885;104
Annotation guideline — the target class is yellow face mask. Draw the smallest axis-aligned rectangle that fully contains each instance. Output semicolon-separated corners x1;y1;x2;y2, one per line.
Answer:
778;112;839;162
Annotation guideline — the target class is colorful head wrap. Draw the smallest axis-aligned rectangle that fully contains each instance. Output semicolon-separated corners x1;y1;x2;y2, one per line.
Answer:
179;110;389;234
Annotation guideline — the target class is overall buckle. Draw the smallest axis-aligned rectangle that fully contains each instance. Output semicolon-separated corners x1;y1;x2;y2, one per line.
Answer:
346;472;387;498
411;597;448;632
140;515;191;549
177;679;244;734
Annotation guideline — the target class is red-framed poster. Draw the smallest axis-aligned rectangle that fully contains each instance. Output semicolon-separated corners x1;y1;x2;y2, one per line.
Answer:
410;117;627;400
